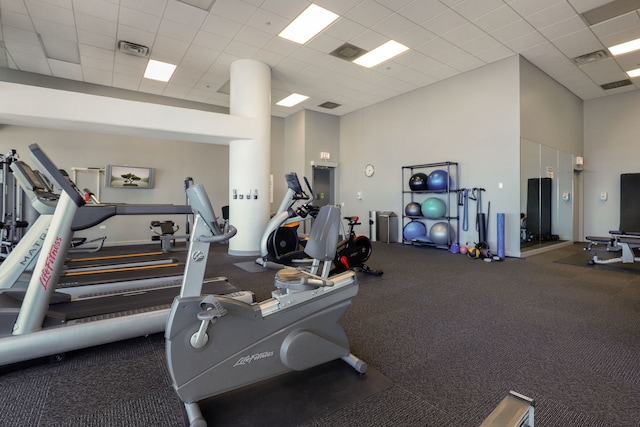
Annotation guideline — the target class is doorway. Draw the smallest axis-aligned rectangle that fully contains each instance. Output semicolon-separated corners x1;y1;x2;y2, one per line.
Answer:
312;166;335;208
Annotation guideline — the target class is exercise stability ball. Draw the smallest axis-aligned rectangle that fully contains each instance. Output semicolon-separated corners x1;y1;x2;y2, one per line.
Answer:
427;169;449;192
405;202;422;217
409;173;428;191
421;197;446;219
403;221;426;241
429;222;454;246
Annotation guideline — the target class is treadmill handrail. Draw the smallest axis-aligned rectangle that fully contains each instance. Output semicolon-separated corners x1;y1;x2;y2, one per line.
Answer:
71;204;194;231
29;144;85;208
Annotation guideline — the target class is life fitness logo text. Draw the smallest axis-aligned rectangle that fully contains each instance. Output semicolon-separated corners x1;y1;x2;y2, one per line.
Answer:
40;236;63;290
233;351;274;367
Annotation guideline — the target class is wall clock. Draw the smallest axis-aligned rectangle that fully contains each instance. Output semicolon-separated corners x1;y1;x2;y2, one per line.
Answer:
364;163;375;177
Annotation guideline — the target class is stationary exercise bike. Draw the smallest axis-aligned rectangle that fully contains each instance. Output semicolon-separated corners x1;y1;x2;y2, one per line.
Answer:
333;215;383;276
166;194;367;427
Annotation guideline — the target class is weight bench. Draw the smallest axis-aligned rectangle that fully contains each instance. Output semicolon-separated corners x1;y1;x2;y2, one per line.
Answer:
585;231;640;265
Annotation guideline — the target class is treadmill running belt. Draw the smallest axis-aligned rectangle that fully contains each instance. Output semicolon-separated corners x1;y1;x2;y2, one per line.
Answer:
47;279;236;321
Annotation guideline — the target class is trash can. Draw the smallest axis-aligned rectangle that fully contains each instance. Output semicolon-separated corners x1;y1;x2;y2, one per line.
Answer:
377;211;398;243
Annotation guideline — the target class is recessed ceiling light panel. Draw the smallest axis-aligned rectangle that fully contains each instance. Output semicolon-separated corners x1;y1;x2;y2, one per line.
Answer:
144;59;177;82
278;4;339;44
608;37;640;56
276;93;309;107
353;40;409;68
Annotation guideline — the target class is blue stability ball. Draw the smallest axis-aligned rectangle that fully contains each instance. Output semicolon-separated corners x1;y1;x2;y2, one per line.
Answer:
427;170;449;192
421;197;446;219
429;222;455;246
409;173;429;191
403;221;427;241
405;202;422;217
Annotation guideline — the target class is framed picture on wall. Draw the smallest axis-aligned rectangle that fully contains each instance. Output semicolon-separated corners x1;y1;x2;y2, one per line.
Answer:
105;165;155;189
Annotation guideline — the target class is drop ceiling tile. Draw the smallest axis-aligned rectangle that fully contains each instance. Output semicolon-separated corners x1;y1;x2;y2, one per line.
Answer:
119;7;161;34
223;39;260;58
397;0;448;24
211;0;259;25
2;24;40;45
307;31;348;53
372;12;415;39
33;18;77;42
138;78;166;95
423;9;468;37
183;43;220;64
77;29;115;50
441;22;487;46
252;48;288;68
246;8;290;35
120;0;167;18
162;82;193;99
82;66;112;85
346;1;394;28
392;48;430;67
192;30;232;51
473;43;514;63
507;0;565;17
158;19;198;43
323;17;368;42
1;9;35;31
82;54;113;72
79;44;114;61
578;57;627;84
313;0;365;16
349;28;388;50
117;25;157;49
590;11;640;38
490;18;536;43
48;58;82;79
537;16;587;41
289;46;325;64
598;26;640;49
24;0;74;27
75;13;117;38
260;0;307;19
113;73;142;90
566;0;612;14
163;0;207;27
1;0;29;14
201;15;242;39
472;4;521;32
612;50;640;71
151;35;190;63
396;25;436;48
452;0;506;21
551;28;603;58
525;2;576;29
72;0;118;21
502;30;547;52
234;25;273;49
114;53;146;74
415;35;454;56
10;51;51;73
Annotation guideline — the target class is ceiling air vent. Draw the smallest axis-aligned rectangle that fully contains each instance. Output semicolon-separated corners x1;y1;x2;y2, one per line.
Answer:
117;41;150;58
330;43;367;62
601;79;633;90
318;101;341;109
572;50;609;66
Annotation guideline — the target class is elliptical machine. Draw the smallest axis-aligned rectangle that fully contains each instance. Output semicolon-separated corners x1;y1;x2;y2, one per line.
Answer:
256;172;318;269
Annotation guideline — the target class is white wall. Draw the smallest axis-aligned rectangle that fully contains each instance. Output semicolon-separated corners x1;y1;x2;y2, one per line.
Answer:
1;118;286;245
339;56;521;256
583;91;640;236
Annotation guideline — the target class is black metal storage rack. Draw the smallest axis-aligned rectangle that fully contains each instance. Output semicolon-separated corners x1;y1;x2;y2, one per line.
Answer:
401;162;459;249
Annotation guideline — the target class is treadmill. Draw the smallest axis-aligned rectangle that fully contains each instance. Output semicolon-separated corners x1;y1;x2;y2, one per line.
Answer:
0;158;188;296
0;144;239;366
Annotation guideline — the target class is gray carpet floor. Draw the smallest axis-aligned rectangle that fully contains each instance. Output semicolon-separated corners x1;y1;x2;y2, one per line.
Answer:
1;242;639;427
